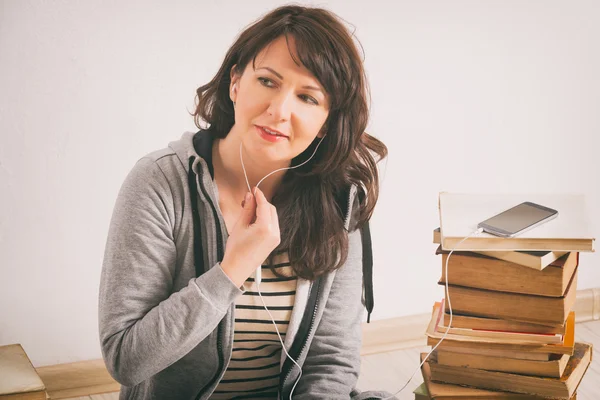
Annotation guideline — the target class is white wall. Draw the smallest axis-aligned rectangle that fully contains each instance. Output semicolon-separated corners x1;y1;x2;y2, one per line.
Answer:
1;0;598;367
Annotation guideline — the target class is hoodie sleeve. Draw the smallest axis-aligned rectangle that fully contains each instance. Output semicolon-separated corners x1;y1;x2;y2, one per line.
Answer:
291;226;365;398
98;157;242;387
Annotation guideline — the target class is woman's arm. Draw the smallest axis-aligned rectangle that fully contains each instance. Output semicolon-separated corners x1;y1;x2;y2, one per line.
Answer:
291;227;365;398
98;157;241;387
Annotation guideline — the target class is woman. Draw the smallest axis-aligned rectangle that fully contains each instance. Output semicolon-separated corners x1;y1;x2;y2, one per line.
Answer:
99;5;392;399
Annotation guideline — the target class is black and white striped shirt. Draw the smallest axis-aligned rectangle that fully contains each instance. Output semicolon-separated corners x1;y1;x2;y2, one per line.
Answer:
212;253;297;399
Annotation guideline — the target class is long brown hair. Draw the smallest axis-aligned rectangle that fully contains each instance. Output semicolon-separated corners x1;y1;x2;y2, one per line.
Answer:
192;5;388;280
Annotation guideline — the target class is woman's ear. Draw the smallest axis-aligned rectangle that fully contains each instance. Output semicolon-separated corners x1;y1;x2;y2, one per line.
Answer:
230;65;239;103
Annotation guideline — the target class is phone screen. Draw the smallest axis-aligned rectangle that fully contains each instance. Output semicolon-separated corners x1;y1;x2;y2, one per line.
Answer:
480;202;557;235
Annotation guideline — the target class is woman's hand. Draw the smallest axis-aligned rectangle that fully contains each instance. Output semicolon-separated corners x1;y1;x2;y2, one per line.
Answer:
220;187;281;287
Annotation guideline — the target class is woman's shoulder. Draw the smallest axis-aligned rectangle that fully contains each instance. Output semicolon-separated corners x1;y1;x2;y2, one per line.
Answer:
129;131;199;180
141;131;198;170
119;132;200;200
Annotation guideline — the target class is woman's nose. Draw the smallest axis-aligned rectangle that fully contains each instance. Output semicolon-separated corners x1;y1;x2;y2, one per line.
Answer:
266;90;293;121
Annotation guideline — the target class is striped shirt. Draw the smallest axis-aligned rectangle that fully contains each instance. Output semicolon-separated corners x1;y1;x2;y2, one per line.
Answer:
211;253;297;399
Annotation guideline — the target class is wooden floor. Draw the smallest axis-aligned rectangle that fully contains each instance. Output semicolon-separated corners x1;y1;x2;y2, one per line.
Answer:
65;320;600;400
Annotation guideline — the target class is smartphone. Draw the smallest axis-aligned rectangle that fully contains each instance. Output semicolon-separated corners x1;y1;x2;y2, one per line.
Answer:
477;201;558;238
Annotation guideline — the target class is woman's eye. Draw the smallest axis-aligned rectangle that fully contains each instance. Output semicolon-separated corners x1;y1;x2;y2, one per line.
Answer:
299;94;318;105
258;77;275;88
258;78;318;105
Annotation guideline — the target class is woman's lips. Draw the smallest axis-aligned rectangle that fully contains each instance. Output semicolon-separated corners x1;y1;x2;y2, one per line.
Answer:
256;125;288;142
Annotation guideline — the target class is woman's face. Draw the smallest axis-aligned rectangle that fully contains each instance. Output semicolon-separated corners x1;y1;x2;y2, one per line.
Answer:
230;35;330;166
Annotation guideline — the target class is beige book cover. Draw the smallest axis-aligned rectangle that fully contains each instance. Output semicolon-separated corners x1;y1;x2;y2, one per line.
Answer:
434;227;568;270
438;193;595;252
0;344;45;397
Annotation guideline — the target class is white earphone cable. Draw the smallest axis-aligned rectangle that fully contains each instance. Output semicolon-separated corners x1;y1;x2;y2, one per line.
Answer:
381;227;484;400
238;135;326;399
236;133;482;399
239;135;326;197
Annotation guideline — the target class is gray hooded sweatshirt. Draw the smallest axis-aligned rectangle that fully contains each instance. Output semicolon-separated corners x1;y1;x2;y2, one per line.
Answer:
99;131;397;399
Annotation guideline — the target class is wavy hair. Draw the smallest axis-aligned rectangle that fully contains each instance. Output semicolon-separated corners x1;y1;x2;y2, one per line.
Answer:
192;5;388;280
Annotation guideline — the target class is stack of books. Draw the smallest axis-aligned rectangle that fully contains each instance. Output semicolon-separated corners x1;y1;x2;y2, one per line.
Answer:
413;193;595;400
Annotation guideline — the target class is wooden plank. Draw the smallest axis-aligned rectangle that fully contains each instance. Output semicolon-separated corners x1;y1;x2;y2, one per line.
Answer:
42;320;600;400
36;360;119;400
89;394;118;400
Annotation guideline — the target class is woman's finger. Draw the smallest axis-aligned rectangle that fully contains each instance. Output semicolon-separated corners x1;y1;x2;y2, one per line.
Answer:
253;187;271;227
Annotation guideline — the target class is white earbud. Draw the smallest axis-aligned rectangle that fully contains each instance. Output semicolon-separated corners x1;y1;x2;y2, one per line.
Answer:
231;83;237;108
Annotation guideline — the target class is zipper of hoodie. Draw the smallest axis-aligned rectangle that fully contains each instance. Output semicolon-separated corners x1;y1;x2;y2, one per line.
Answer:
193;160;226;400
279;187;354;397
345;185;356;229
279;279;321;398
